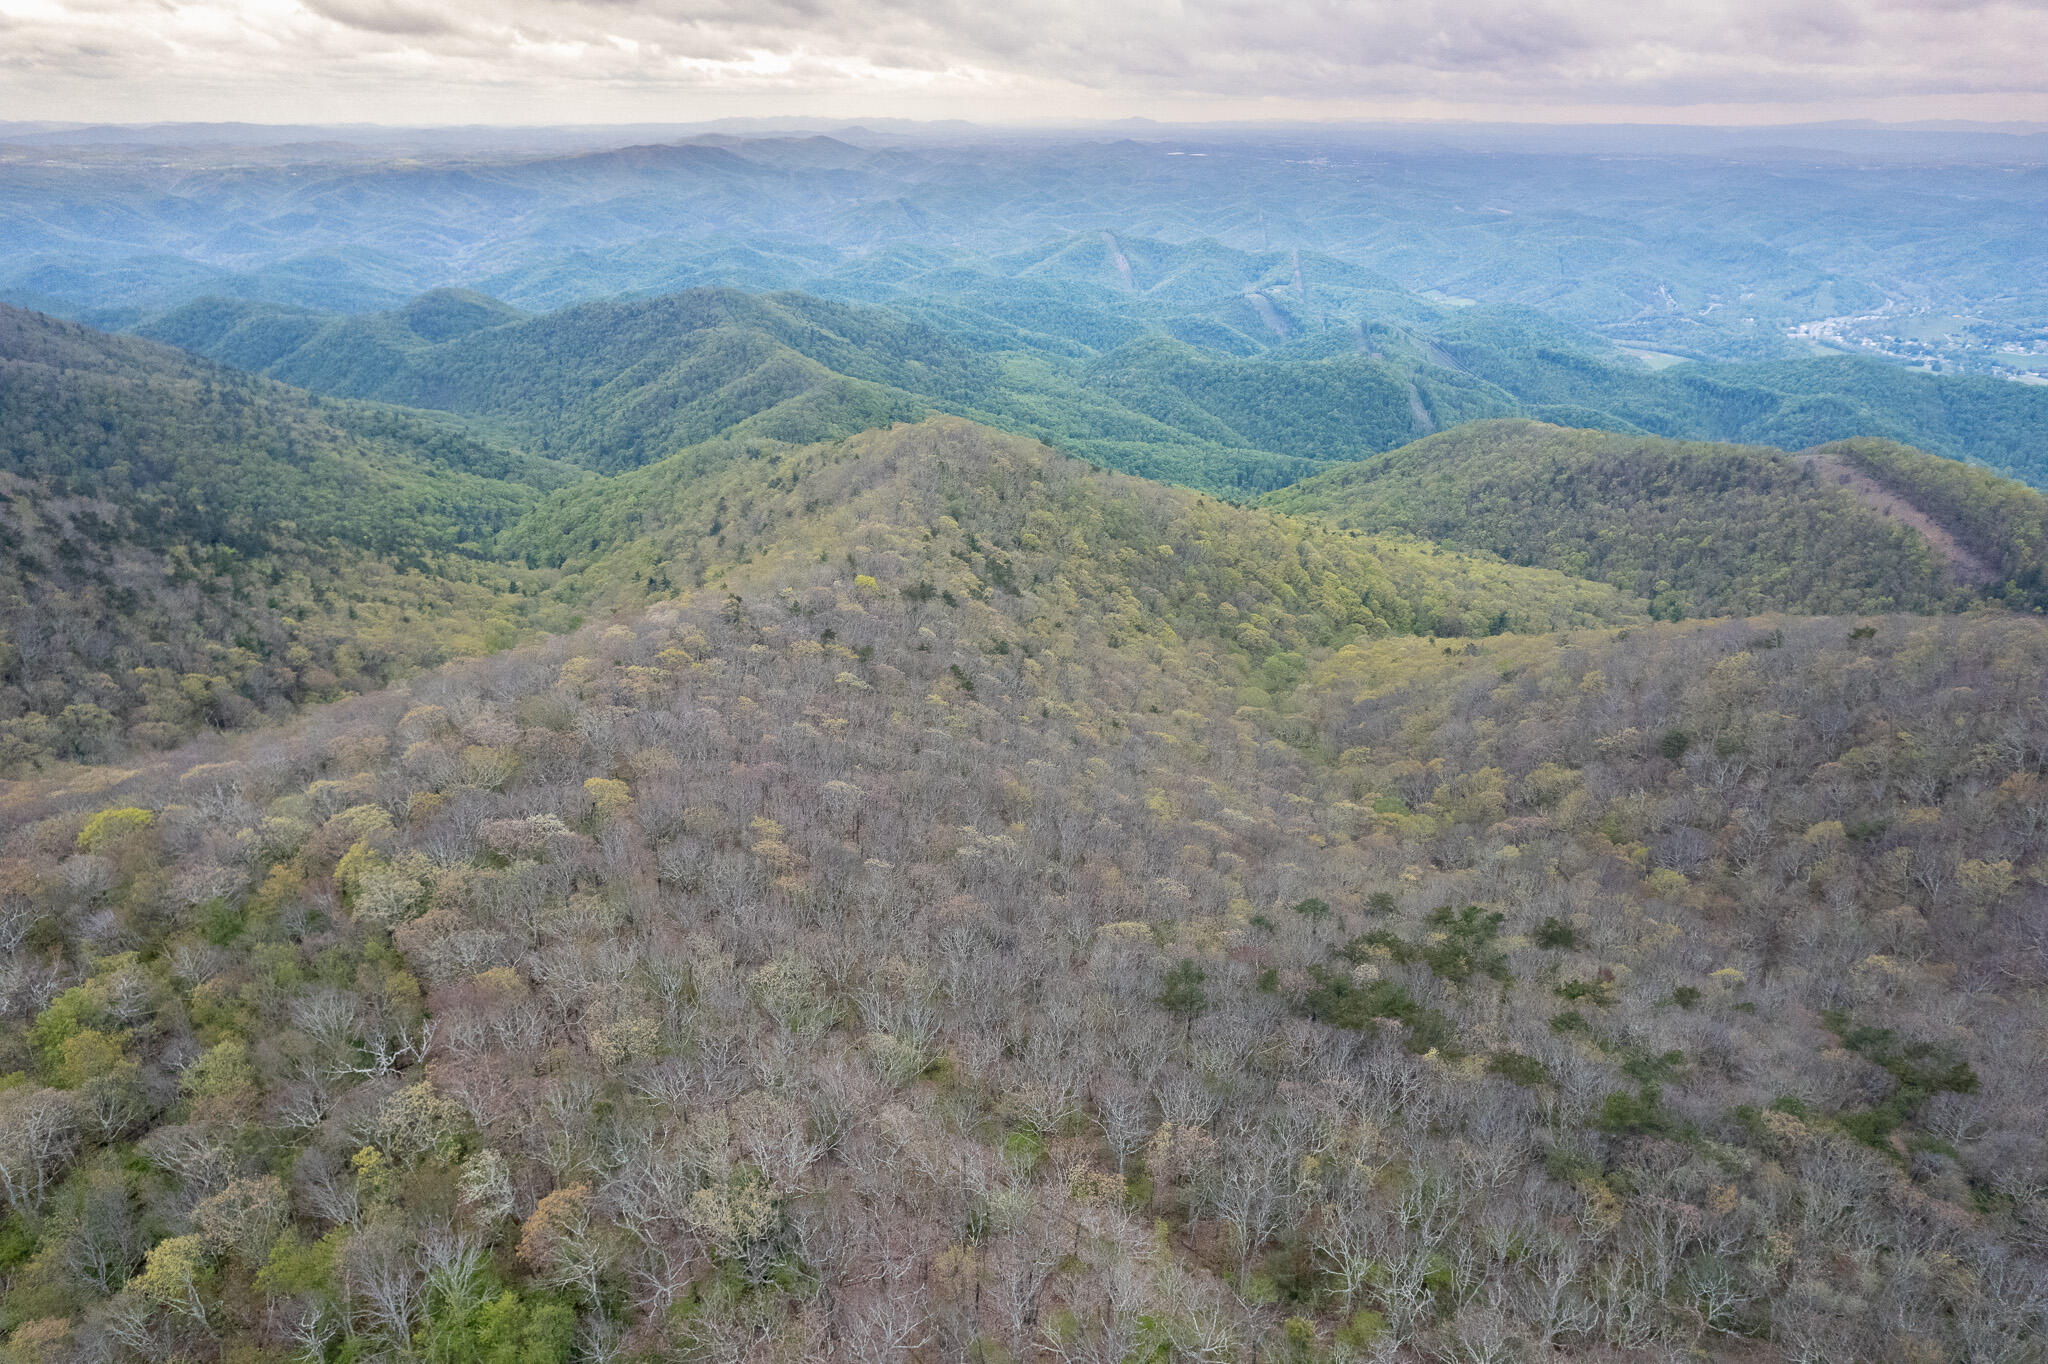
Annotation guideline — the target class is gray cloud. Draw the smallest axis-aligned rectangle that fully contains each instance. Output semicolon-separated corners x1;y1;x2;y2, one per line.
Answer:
0;0;2043;122
298;0;458;36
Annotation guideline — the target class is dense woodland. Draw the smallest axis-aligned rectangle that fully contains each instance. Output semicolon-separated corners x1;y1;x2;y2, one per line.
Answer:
0;417;2045;1364
7;291;2048;769
1260;422;2048;619
0;307;580;769
1827;439;2048;610
136;247;2048;499
1426;323;2048;487
494;423;1632;646
137;293;979;479
138;288;1313;494
6;190;2048;1364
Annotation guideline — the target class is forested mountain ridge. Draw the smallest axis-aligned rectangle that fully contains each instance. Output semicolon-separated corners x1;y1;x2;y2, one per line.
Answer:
127;290;531;393
0;304;577;553
1;415;2045;1363
0;295;1649;774
12;285;2048;775
135;289;980;477
500;417;1642;647
1816;436;2048;608
140;286;1351;491
0;304;581;766
1262;419;2048;618
139;267;2048;495
1432;336;2048;488
1078;335;1510;463
815;232;1467;359
12;280;2048;780
5;122;2048;1364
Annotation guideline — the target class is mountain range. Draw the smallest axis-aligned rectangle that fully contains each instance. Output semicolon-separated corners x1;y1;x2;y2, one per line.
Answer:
131;261;2048;493
4;129;2048;1364
8;127;2048;372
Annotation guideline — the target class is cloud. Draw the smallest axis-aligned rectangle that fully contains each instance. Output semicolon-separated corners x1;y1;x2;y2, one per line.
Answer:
298;0;457;37
0;0;2043;122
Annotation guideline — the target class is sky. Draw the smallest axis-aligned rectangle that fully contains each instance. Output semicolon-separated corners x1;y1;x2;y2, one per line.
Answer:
2;0;2047;127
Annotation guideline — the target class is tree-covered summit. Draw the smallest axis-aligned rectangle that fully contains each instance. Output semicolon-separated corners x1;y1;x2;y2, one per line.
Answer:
1263;419;2048;618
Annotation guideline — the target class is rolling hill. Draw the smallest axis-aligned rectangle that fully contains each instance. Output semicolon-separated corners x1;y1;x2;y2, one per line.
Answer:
0;299;1639;773
6;127;2048;1364
135;289;980;476
14;293;2048;772
1;415;2043;1364
1431;324;2048;486
1263;419;2048;617
139;262;2048;498
0;303;581;765
140;282;1519;492
502;416;1642;645
0;296;1637;771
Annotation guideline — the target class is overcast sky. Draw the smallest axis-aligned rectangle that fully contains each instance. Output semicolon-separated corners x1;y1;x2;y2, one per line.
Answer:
2;0;2045;127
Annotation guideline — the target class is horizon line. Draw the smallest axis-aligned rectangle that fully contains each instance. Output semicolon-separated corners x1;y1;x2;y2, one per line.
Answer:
6;115;2048;135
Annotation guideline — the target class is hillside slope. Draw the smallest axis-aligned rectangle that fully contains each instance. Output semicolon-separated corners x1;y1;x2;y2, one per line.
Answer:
0;298;1648;774
144;287;1370;491
1080;334;1515;462
137;289;980;476
0;305;579;766
1263;419;2042;617
503;417;1642;647
145;270;2048;501
1433;325;2048;487
1815;436;2048;609
0;415;2042;1363
123;274;1627;490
